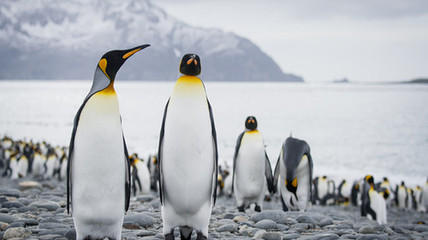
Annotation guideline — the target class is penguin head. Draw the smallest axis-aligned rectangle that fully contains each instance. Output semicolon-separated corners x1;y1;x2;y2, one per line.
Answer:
285;177;298;200
245;116;258;130
365;175;374;185
179;54;201;76
97;44;150;81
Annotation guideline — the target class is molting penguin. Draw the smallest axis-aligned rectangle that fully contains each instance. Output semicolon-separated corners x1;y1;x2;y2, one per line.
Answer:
158;54;218;240
273;136;313;211
232;116;274;212
67;44;150;240
361;175;387;224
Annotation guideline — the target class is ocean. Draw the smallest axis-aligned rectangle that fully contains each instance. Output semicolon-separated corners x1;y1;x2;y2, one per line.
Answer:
1;80;427;187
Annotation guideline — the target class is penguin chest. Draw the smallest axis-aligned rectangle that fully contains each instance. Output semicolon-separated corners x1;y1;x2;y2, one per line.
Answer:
72;93;125;215
161;77;214;210
235;131;265;195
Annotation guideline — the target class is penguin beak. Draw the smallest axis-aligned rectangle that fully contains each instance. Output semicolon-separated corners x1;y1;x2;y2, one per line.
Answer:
123;47;144;60
187;57;198;66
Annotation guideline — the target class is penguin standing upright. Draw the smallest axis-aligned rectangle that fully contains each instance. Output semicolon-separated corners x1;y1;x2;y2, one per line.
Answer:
413;186;426;212
312;176;328;205
423;178;428;212
395;181;408;209
360;175;387;224
158;54;218;240
273;136;313;211
130;154;151;196
67;44;150;240
232;116;274;212
338;180;352;206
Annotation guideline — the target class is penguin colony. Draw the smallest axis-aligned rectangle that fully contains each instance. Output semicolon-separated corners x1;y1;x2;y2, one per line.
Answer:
1;46;428;239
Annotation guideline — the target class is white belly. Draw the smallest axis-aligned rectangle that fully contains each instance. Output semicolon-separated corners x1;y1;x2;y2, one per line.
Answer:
234;131;266;202
161;78;214;214
72;93;125;224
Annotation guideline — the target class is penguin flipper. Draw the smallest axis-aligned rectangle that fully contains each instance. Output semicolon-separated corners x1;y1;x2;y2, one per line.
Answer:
207;99;218;205
158;99;170;205
264;151;274;194
231;131;245;194
272;154;281;194
123;135;131;211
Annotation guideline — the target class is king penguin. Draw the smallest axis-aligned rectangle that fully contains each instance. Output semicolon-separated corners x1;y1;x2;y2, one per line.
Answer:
232;116;274;212
67;44;150;240
273;136;313;211
395;181;408;209
360;175;387;224
158;54;218;240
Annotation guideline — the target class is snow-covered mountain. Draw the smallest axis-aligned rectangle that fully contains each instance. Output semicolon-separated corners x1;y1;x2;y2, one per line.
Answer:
0;0;303;82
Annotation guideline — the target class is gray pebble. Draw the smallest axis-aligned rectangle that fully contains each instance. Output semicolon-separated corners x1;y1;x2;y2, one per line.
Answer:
0;213;15;223
123;213;157;228
217;224;237;233
358;226;377;234
356;233;388;240
318;217;334;227
254;219;278;230
18;205;38;213
282;233;301;239
261;231;282;240
3;227;32;239
297;215;316;225
340;233;360;239
250;210;289;224
2;201;24;208
29;200;61;211
414;224;428;232
0;187;22;197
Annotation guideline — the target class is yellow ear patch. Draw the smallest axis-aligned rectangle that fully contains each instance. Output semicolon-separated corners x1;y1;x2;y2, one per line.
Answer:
285;179;288;186
292;178;298;187
99;58;108;78
123;48;141;59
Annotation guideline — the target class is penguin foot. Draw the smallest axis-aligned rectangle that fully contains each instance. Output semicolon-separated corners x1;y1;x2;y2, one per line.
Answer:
196;231;207;240
237;205;245;212
164;231;175;240
255;205;261;212
180;226;192;240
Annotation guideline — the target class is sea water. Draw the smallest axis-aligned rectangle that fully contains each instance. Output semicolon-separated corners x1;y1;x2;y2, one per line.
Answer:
1;80;427;187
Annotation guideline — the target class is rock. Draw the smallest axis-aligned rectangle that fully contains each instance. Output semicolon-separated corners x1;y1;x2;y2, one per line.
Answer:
340;233;360;239
282;233;301;239
318;217;334;227
64;228;76;240
18;205;38;213
261;231;282;240
306;233;340;240
0;213;15;223
3;227;32;239
250;210;289;224
15;218;39;226
358;226;377;234
18;181;43;190
414;224;428;232
233;215;248;223
356;234;388;240
0;187;22;197
296;215;316;225
2;201;24;208
254;219;278;230
217;224;237;233
253;229;266;239
123;213;157;228
29;200;61;211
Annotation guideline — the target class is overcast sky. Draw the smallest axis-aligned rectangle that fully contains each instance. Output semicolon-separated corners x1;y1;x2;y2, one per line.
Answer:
155;0;428;82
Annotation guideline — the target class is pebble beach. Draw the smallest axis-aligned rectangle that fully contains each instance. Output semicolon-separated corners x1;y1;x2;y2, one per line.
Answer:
1;177;427;240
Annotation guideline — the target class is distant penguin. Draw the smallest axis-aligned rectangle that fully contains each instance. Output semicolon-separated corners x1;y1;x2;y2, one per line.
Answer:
378;177;393;207
406;187;415;210
130;154;151;196
67;44;149;240
312;176;328;205
395;181;407;209
147;154;160;192
44;150;57;179
9;152;20;179
158;54;218;240
361;175;387;224
338;180;352;206
413;186;426;212
16;154;29;178
231;116;274;212
423;178;428;212
273;136;313;211
32;148;46;178
59;149;68;181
